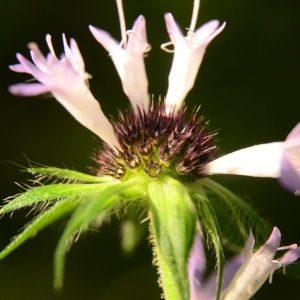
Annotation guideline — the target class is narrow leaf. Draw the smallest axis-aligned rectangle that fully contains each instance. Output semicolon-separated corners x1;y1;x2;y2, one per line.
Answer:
54;177;148;289
28;167;116;183
0;183;117;214
198;178;268;247
0;196;80;260
192;192;225;300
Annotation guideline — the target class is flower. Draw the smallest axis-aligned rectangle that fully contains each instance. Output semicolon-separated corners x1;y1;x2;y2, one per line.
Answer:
189;227;300;300
163;11;225;113
203;123;300;195
89;13;150;112
9;34;119;149
4;0;300;298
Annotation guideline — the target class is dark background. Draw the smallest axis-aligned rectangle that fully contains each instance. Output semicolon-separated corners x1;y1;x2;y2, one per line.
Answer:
1;0;300;299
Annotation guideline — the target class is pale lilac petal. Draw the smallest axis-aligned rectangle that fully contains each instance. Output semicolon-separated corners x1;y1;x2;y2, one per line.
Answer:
277;246;300;266
196;254;244;300
188;233;206;300
62;35;86;78
28;42;49;73
277;123;300;194
70;38;86;72
9;64;27;73
223;227;281;300
193;20;223;47
284;124;300;174
254;227;281;259
164;13;225;113
204;142;284;177
286;122;300;142
9;36;120;148
15;53;50;84
243;230;255;262
9;83;49;96
279;153;300;194
197;232;252;300
126;15;148;54
164;13;185;45
89;15;149;112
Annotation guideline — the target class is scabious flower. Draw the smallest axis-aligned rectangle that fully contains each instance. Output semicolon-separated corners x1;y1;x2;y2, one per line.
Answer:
2;0;300;299
188;227;300;300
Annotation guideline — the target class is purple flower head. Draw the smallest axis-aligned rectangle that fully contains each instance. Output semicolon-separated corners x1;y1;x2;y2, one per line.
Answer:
189;227;300;300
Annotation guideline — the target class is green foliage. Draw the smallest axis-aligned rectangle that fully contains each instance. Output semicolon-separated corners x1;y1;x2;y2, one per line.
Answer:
28;167;116;183
191;191;224;300
53;177;148;289
188;178;269;250
0;183;117;214
148;176;196;300
0;196;80;260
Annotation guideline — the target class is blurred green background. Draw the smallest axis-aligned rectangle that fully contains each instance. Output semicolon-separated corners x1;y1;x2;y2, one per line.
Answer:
1;0;300;299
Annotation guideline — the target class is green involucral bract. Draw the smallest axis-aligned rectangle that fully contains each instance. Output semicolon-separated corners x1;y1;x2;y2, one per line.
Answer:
148;176;197;300
54;179;147;289
0;164;269;300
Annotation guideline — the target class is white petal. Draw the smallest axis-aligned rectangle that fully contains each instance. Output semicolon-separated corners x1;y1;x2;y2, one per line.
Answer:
9;83;49;96
89;15;149;112
10;37;120;149
28;42;50;74
164;13;225;113
9;63;29;73
204;142;284;177
224;227;281;300
284;123;300;175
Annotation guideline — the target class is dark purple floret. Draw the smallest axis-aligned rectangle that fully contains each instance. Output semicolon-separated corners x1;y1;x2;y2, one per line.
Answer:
95;101;218;180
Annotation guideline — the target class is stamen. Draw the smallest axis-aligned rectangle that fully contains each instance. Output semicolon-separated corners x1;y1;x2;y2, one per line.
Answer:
116;0;127;47
161;0;200;52
277;244;297;251
160;42;175;54
188;0;200;34
126;30;152;53
45;34;57;58
269;260;281;283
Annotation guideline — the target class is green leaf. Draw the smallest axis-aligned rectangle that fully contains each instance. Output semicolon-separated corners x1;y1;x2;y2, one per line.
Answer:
188;178;269;250
148;176;196;300
54;177;148;289
191;192;224;300
0;183;117;214
0;196;80;260
28;167;116;183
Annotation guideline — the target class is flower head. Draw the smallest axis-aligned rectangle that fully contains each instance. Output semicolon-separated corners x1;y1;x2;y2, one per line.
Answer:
189;227;300;300
4;0;300;298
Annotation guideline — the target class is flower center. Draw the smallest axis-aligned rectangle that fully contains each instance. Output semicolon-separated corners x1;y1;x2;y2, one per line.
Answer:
96;101;217;180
